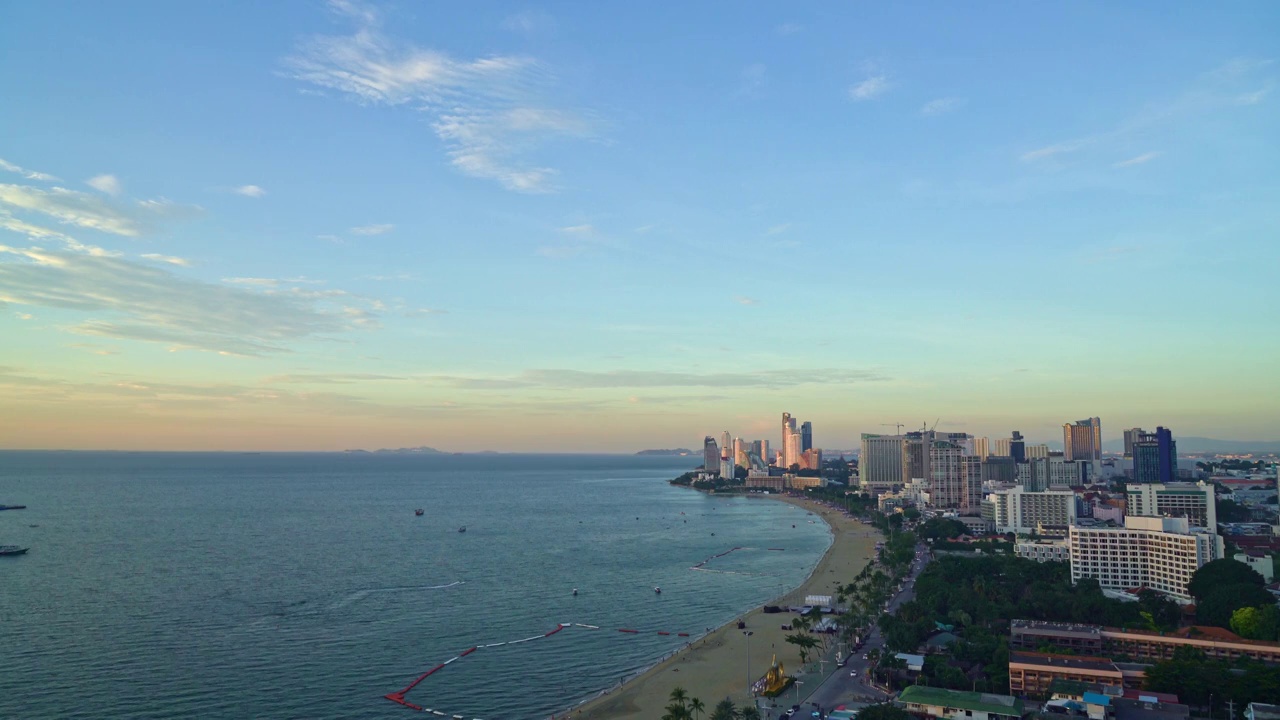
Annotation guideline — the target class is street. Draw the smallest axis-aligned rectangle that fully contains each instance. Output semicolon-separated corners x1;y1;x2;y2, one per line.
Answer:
771;542;932;719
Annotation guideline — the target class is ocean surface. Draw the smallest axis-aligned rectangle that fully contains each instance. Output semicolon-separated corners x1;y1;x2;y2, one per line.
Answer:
0;452;833;720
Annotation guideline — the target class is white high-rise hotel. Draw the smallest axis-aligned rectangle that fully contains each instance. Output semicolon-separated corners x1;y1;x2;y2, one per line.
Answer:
1068;516;1224;601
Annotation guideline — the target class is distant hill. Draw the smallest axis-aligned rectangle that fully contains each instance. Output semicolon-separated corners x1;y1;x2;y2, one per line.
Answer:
344;446;445;454
1102;437;1280;454
636;448;694;456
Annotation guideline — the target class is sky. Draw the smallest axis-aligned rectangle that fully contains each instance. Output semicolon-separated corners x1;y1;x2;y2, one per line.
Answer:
1;1;1278;452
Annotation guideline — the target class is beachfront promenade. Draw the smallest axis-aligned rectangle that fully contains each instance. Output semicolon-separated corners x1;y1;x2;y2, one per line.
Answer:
570;495;882;719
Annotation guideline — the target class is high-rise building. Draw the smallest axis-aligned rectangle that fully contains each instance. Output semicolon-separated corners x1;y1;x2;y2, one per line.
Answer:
733;438;748;468
860;433;904;490
926;440;982;511
1132;427;1178;484
719;455;734;479
1010;431;1026;463
1068;516;1224;601
1064;418;1103;466
972;437;990;459
1016;455;1089;491
781;412;795;458
786;430;802;468
703;436;720;474
801;421;813;453
760;439;770;467
1123;428;1147;458
1127;481;1214;531
1024;444;1050;460
990;486;1077;534
994;438;1011;457
721;431;732;457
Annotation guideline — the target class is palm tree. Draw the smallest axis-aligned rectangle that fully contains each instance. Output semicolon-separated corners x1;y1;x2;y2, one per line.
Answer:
662;702;692;720
740;707;763;720
669;687;689;708
689;697;705;720
709;698;737;720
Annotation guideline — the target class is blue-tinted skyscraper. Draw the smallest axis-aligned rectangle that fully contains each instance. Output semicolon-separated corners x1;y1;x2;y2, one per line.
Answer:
1132;427;1177;483
801;421;813;452
1156;426;1177;483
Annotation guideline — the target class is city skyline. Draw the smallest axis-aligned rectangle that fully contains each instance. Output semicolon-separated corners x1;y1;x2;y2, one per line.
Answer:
2;1;1279;451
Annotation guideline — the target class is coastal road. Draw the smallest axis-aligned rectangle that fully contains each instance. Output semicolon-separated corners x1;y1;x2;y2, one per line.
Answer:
780;543;932;718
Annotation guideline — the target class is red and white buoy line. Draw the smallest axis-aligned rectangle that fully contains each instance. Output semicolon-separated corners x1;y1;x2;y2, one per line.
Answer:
385;622;692;715
688;546;782;577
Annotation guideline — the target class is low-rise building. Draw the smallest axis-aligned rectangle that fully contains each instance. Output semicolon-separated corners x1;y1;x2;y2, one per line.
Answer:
1012;619;1280;663
1008;652;1125;697
1113;697;1190;720
745;474;785;491
1235;551;1276;582
898;686;1024;720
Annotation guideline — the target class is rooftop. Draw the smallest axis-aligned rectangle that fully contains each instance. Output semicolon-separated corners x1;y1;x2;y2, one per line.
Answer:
898;686;1025;717
1010;652;1119;673
1249;704;1280;720
1113;698;1190;720
1011;619;1102;637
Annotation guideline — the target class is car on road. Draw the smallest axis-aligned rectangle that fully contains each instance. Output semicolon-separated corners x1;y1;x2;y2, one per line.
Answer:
849;670;858;677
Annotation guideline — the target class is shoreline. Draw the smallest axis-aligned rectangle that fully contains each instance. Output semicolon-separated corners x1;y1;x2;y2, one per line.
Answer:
565;491;879;719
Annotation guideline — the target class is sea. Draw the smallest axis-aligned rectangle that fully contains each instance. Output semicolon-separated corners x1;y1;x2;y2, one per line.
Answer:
0;452;833;720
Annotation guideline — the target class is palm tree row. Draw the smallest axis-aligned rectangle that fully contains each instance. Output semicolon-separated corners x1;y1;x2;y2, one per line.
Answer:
664;688;762;720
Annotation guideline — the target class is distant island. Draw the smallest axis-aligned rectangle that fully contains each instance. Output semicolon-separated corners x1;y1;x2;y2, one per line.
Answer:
344;446;445;454
635;448;693;456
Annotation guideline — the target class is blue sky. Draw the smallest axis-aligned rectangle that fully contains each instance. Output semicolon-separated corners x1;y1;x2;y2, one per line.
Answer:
1;1;1277;451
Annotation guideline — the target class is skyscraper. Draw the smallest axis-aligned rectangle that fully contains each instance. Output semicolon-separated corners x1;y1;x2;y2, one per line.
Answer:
1132;427;1177;483
1064;418;1103;465
972;437;990;459
860;433;904;489
760;439;770;467
1123;428;1147;458
801;421;813;453
733;438;747;468
1010;431;1026;463
786;430;802;468
781;413;796;458
703;436;720;474
721;430;732;457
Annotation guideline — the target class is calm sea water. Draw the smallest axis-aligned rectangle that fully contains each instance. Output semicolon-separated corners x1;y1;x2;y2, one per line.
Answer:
0;452;831;720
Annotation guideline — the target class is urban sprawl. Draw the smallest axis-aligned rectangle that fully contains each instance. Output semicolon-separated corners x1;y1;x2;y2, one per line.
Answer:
676;414;1280;720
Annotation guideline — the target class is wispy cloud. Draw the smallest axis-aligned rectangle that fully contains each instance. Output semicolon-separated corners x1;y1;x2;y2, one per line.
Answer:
1237;87;1272;105
849;74;890;101
87;174;123;196
284;0;590;193
233;184;267;198
405;307;447;317
0;246;377;356
0;183;200;237
921;97;963;116
351;223;394;236
425;368;889;390
141;253;192;266
502;9;555;34
264;372;405;384
0;158;59;182
765;223;790;236
1020;140;1091;162
734;296;759;306
559;223;594;234
15;311;33;320
776;23;802;36
1113;151;1162;168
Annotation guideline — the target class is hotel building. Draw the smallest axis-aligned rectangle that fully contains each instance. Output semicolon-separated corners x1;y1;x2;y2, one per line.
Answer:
1067;516;1224;601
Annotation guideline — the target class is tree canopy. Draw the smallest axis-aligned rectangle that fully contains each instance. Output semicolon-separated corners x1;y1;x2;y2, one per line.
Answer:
1187;559;1265;600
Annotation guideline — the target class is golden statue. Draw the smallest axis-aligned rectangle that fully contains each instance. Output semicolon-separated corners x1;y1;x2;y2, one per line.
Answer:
762;654;788;694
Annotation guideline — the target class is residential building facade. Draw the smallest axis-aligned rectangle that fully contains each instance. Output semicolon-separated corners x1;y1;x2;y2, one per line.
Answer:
1067;516;1225;601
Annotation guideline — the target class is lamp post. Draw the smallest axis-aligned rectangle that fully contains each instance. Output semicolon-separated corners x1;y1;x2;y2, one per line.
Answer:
743;630;754;699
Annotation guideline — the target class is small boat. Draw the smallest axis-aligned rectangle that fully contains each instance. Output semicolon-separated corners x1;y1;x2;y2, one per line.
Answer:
572;588;578;596
0;546;29;556
0;505;26;511
654;587;662;594
414;509;425;516
458;526;466;533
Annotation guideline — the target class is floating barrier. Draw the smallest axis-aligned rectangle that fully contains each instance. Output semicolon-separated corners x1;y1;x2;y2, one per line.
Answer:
386;620;693;715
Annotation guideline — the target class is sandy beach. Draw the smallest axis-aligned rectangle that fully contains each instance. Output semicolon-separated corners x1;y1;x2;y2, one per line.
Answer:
568;493;879;719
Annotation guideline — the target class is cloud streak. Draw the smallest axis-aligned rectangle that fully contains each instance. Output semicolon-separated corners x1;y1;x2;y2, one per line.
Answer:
87;174;123;196
284;0;589;193
425;368;889;390
0;183;200;237
849;75;889;101
0;157;59;182
921;97;963;116
233;185;267;198
350;223;394;236
1113;151;1162;168
0;246;377;356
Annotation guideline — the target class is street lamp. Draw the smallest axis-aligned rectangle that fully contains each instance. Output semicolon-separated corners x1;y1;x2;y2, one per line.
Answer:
743;630;754;699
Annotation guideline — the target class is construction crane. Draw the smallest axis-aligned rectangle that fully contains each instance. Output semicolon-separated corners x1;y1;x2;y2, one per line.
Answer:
881;423;904;434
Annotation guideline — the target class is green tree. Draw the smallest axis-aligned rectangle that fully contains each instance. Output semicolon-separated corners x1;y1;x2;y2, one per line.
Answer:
663;703;692;720
740;707;762;720
856;705;911;720
785;632;820;665
688;697;705;720
1187;559;1265;600
1231;605;1280;640
1197;583;1276;628
708;699;736;720
1136;589;1181;631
